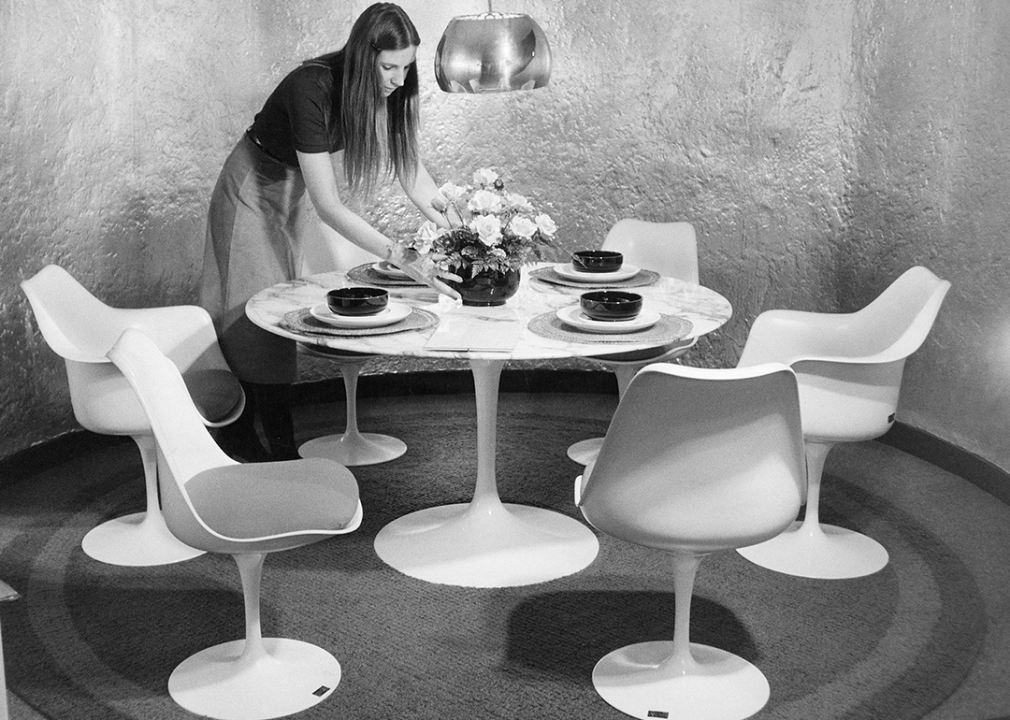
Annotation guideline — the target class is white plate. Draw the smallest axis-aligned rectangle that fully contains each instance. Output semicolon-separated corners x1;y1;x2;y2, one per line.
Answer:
556;304;661;334
554;262;641;283
310;302;412;329
371;261;411;279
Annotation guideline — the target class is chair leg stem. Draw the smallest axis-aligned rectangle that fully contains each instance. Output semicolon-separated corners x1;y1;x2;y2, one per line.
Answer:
662;552;702;675
341;361;365;438
614;365;638;399
799;442;833;532
134;435;160;517
234;553;268;664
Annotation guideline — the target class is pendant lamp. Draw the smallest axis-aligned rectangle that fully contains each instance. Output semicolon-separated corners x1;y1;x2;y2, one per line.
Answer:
434;3;552;93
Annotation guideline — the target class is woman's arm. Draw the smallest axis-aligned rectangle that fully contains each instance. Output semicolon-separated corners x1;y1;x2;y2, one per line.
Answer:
297;150;459;297
401;160;450;227
298;150;392;258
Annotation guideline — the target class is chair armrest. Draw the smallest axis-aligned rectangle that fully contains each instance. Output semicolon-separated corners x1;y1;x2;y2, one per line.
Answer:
114;305;230;372
741;307;915;365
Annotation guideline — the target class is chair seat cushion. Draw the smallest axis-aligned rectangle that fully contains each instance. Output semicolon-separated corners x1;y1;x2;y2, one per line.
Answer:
182;368;244;424
185;458;359;541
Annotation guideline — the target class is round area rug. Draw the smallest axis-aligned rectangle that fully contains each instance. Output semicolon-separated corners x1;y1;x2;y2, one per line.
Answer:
0;392;987;720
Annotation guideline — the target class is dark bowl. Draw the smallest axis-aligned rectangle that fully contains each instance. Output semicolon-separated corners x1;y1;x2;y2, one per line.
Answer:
572;250;624;273
580;290;643;322
326;287;389;316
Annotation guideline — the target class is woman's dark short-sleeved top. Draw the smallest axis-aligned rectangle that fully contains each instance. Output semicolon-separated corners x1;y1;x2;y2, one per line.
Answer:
249;52;345;168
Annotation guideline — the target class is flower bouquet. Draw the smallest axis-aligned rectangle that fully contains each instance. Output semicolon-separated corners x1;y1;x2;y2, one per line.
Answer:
403;168;557;305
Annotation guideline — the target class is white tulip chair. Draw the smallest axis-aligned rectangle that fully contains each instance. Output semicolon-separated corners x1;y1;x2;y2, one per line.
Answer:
736;266;951;579
568;219;700;466
298;227;407;465
21;265;245;566
108;328;362;720
576;362;805;720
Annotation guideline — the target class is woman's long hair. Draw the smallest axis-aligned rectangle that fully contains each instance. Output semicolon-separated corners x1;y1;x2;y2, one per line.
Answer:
341;3;421;196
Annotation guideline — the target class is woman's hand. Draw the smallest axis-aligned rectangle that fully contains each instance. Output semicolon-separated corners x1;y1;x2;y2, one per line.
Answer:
386;244;462;300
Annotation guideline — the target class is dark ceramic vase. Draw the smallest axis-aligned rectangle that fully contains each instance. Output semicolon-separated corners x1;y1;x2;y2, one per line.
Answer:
448;266;521;306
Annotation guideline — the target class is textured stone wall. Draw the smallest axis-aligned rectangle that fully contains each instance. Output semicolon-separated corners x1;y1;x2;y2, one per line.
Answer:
2;0;1008;474
845;1;1010;467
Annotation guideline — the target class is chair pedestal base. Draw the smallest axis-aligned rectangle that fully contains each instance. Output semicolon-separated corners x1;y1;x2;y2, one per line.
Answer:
299;432;406;467
168;638;340;720
593;641;770;720
81;510;204;566
374;501;599;588
566;437;603;466
736;519;889;579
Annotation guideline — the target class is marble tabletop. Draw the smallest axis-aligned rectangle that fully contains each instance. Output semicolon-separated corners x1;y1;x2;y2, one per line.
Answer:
246;263;732;362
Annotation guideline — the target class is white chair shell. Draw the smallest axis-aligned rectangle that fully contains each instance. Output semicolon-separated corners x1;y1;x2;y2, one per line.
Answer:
736;266;951;579
21;265;245;567
576;362;805;720
108;327;361;720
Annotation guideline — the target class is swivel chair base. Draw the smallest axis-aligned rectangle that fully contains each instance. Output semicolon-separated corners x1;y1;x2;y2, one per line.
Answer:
81;510;204;566
593;641;770;720
300;431;406;467
168;638;340;720
567;437;604;466
737;520;889;579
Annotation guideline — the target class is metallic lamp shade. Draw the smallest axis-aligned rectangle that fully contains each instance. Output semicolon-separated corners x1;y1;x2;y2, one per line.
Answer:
435;13;552;93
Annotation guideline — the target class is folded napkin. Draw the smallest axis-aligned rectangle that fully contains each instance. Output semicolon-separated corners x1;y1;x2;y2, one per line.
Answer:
424;306;522;352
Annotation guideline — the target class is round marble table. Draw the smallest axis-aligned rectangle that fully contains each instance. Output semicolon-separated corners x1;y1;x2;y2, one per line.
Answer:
247;264;731;588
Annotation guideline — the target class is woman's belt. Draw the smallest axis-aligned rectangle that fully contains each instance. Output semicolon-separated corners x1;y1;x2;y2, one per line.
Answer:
245;127;296;168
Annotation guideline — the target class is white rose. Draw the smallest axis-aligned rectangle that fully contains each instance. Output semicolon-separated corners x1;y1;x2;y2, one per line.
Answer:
439;182;468;203
504;192;533;212
508;216;538;239
472;167;499;187
534;213;557;237
471;215;502;246
468;189;504;215
416;220;441;245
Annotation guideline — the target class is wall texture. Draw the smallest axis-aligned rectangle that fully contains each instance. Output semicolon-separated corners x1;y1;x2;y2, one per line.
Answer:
2;1;1008;473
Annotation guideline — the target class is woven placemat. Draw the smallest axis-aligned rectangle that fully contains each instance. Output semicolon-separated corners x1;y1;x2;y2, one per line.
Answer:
281;306;437;337
529;265;661;289
528;310;693;345
346;263;425;287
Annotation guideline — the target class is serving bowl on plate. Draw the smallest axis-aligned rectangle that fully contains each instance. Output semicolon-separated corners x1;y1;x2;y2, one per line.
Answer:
580;290;643;322
571;250;623;273
326;287;389;316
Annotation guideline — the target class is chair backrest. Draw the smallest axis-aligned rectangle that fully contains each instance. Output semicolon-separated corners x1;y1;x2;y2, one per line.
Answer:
108;329;233;485
737;266;950;443
22;265;243;433
601;219;699;284
20;265;122;362
845;266;950;361
300;222;376;275
740;266;950;367
578;363;805;554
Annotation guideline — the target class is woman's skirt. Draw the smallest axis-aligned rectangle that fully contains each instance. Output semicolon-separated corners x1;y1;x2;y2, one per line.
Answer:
199;135;307;385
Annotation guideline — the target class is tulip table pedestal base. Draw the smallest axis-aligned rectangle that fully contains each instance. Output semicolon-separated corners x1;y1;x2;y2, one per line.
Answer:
374;358;599;588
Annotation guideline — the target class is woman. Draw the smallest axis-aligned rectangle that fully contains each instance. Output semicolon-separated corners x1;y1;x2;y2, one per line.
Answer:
201;3;456;461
